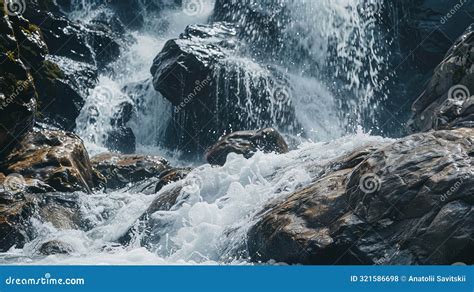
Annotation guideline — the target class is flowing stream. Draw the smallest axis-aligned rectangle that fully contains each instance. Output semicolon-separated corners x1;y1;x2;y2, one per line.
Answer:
1;0;394;264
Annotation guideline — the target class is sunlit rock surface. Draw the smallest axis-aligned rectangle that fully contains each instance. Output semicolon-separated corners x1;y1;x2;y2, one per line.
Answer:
249;128;473;265
0;129;104;193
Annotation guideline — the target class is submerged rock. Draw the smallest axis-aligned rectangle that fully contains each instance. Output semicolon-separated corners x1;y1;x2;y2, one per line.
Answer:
205;128;289;166
119;168;194;247
154;168;192;193
248;128;473;265
38;240;75;256
151;22;299;155
0;192;82;252
0;130;104;193
91;153;169;190
410;24;474;132
104;101;136;154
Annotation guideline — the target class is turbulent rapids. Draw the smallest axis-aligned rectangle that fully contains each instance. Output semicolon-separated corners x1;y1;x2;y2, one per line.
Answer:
0;0;472;265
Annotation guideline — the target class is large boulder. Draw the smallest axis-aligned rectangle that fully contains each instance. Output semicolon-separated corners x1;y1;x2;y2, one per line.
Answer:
0;129;104;193
22;0;120;67
248;128;473;265
151;22;299;155
0;10;37;156
32;57;97;130
205;128;289;166
0;192;82;252
409;24;474;132
91;153;169;190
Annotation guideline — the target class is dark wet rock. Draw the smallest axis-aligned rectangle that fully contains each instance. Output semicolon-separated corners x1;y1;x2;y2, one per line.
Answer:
90;11;127;38
32;58;96;130
119;168;193;246
389;1;474;72
409;24;474;132
23;0;121;69
0;129;105;193
6;15;85;129
38;240;74;255
0;172;55;194
213;0;291;62
91;153;169;190
105;127;136;154
151;22;299;155
0;192;81;252
108;0;179;29
248;128;474;265
8;15;49;67
86;22;122;69
111;102;134;128
154;168;192;193
205;128;289;166
103;101;136;154
0;12;37;156
119;175;187;247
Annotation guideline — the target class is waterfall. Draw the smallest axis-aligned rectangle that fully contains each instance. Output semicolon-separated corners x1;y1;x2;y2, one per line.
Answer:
0;0;394;264
73;0;387;155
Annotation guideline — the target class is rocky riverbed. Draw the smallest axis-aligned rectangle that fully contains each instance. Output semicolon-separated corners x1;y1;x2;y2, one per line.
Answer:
0;0;472;265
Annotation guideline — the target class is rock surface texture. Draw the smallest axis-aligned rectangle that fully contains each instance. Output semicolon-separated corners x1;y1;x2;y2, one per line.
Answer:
91;153;169;190
205;128;289;166
410;24;474;132
151;22;299;155
248;128;473;265
0;130;104;193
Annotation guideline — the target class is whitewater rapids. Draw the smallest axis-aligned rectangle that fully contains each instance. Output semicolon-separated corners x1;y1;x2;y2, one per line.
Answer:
0;133;391;265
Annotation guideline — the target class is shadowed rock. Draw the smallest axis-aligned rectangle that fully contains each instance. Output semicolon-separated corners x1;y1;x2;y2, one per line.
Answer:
39;240;74;256
0;192;82;252
409;24;474;132
151;22;299;155
0;10;37;156
91;153;169;190
205;128;289;166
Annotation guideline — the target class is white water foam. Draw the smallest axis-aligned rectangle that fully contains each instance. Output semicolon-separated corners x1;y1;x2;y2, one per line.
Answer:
0;133;392;265
74;0;216;156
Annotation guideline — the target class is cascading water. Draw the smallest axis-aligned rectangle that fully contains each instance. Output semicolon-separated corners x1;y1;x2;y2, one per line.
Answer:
1;0;395;264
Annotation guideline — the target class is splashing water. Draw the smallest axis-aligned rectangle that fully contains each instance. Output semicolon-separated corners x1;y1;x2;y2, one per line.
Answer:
0;0;396;265
1;133;391;265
